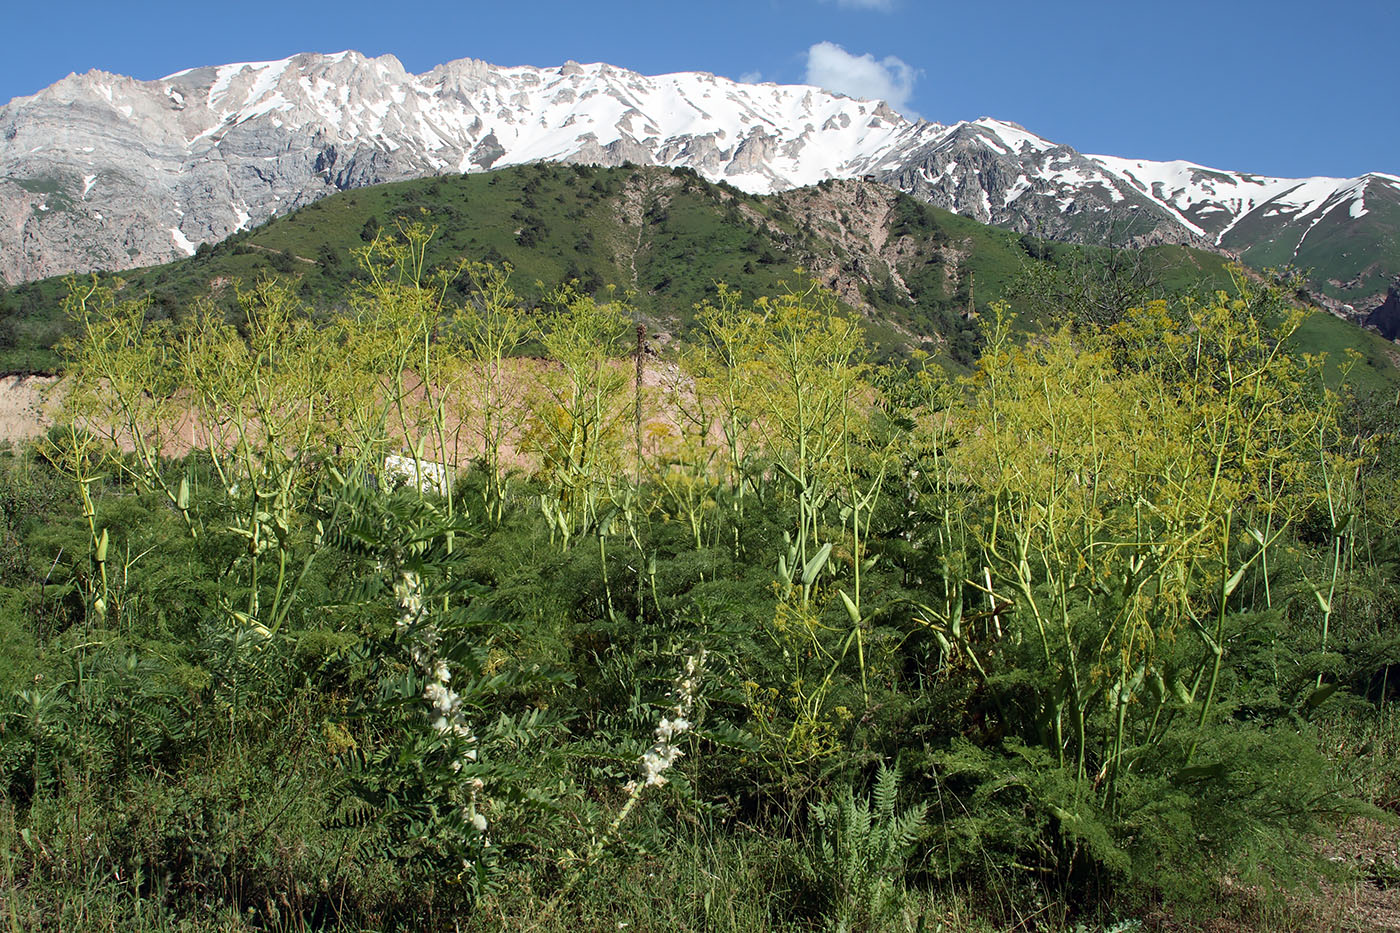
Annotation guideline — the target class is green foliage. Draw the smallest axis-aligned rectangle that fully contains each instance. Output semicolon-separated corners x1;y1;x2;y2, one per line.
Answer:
798;763;928;930
1009;234;1160;327
0;264;1394;931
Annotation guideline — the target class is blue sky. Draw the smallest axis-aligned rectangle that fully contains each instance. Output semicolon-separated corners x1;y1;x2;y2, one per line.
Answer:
6;0;1396;179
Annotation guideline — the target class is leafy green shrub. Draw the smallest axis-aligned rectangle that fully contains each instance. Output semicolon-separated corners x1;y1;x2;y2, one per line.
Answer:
798;762;928;930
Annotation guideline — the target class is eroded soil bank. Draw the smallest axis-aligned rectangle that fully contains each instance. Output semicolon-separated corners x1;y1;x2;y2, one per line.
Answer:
0;374;60;445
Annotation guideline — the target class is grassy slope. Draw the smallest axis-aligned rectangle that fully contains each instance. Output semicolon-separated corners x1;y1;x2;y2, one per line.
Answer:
0;162;1393;395
1225;185;1400;306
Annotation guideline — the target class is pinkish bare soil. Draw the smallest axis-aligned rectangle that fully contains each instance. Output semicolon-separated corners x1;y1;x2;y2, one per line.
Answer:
0;374;60;445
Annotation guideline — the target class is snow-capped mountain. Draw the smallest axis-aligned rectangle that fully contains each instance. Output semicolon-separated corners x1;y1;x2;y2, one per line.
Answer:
1;50;1394;307
1088;155;1400;304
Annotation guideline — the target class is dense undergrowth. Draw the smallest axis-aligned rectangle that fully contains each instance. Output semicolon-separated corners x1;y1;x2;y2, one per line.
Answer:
1;227;1398;931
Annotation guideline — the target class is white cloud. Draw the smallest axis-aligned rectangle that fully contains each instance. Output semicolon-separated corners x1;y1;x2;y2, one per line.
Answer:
825;0;895;9
804;41;919;118
739;70;764;84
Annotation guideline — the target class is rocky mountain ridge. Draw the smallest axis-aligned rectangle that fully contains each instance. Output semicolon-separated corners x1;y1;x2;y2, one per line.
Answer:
1;50;1395;308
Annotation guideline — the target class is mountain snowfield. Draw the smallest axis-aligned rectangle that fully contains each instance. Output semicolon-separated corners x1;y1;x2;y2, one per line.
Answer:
1;50;1395;307
1089;153;1400;243
163;52;920;190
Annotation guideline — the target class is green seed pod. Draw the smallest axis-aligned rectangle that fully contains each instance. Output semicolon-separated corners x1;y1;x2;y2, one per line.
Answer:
177;476;190;511
801;543;832;587
95;528;108;563
839;589;861;626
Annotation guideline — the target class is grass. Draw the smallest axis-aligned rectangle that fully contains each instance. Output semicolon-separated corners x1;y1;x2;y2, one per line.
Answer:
1317;703;1400;811
1295;309;1400;399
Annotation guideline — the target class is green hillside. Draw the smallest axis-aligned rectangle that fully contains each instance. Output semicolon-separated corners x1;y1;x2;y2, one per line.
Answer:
0;162;1392;396
1223;183;1400;307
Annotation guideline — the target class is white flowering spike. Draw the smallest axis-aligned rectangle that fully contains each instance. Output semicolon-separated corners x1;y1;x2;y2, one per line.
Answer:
627;650;706;793
394;571;425;627
393;566;484;842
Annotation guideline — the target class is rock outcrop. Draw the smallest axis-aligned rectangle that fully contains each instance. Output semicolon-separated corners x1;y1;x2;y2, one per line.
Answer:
1366;278;1400;340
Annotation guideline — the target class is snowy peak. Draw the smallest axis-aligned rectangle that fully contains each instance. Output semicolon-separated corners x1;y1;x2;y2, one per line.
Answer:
968;118;1059;157
142;49;929;192
1082;154;1400;304
1089;154;1391;244
0;50;957;283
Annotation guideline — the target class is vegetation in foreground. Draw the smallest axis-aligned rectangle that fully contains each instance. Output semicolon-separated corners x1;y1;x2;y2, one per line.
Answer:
1;228;1398;931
